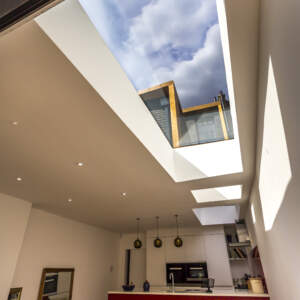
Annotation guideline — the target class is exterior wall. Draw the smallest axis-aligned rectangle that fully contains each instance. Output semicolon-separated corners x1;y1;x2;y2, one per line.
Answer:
247;0;300;300
0;193;32;300
142;94;173;146
12;209;120;300
141;83;233;148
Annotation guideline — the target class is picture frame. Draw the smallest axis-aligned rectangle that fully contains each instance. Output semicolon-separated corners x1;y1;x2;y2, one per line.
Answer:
8;287;22;300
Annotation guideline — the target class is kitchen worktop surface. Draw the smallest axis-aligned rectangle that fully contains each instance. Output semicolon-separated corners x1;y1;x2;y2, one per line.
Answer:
108;287;269;298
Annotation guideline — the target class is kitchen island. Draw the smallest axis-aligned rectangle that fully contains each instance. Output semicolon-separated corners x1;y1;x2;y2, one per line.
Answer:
108;289;270;300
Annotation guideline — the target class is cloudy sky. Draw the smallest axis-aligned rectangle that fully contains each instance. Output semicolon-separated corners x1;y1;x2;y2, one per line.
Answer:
79;0;228;108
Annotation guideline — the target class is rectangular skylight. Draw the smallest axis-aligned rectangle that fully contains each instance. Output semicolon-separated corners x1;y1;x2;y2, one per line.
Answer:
191;185;242;203
193;205;240;225
79;0;235;149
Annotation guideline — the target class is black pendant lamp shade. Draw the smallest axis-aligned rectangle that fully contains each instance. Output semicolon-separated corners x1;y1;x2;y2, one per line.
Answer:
174;214;183;248
134;218;142;249
154;216;163;248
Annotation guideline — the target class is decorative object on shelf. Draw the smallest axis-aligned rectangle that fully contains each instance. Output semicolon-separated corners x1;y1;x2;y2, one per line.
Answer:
122;282;135;292
153;216;163;248
235;219;250;243
226;234;232;243
174;214;183;248
143;280;150;292
8;287;22;300
133;218;142;249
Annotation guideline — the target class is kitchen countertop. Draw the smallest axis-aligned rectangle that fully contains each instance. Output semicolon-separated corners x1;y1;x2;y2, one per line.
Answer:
108;287;269;298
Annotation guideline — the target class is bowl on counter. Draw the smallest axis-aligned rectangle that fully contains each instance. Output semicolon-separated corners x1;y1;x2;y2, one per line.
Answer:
122;284;135;292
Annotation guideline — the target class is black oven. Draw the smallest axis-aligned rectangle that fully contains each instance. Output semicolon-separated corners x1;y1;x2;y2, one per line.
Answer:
186;263;208;283
166;262;208;286
166;263;186;284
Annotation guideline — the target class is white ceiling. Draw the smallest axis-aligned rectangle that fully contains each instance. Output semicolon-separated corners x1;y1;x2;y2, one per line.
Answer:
0;0;259;232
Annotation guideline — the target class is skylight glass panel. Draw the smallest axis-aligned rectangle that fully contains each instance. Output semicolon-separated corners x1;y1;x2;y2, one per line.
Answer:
79;0;234;147
193;205;240;225
191;185;242;203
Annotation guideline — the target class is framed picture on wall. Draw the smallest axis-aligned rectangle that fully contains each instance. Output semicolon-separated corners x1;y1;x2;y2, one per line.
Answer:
8;287;22;300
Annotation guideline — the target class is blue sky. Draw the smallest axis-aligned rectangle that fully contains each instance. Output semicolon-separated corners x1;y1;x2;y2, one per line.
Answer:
79;0;228;108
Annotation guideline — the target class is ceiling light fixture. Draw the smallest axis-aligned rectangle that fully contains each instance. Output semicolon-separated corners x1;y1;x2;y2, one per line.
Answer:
174;214;183;248
16;177;22;181
68;198;73;203
154;216;162;248
122;192;127;196
12;121;19;125
133;218;142;249
77;162;84;167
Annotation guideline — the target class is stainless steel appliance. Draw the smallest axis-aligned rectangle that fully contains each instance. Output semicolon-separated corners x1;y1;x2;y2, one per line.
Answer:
166;262;208;286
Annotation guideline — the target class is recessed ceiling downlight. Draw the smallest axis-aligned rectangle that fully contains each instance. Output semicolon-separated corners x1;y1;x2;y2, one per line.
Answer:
16;177;22;181
77;162;84;167
12;121;19;126
68;198;73;203
122;192;127;196
193;205;240;225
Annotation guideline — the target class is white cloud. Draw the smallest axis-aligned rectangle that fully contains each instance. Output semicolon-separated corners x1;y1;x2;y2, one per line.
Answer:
127;0;217;53
155;24;227;107
80;0;227;107
113;0;151;19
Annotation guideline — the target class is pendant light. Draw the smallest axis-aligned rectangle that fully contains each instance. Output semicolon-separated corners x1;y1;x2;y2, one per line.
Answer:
154;216;163;248
133;218;142;249
174;214;183;248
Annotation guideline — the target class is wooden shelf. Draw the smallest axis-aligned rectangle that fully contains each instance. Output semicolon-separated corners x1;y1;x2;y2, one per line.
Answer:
228;241;251;247
229;258;248;261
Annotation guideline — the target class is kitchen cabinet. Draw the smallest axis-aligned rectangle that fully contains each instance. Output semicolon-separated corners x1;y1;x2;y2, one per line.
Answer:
146;232;232;287
131;249;146;288
203;234;232;286
184;236;205;262
146;238;166;285
165;236;205;263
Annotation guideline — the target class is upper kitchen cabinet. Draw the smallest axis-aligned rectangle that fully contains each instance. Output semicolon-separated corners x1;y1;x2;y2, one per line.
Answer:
146;237;166;286
165;236;205;263
204;233;232;286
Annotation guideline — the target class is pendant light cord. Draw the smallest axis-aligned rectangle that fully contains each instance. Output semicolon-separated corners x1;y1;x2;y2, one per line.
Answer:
156;216;159;237
136;218;140;239
175;214;179;236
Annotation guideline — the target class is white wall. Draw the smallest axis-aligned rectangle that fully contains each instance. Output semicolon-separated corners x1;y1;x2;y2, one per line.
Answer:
145;226;232;287
247;1;300;300
12;209;120;300
0;193;32;300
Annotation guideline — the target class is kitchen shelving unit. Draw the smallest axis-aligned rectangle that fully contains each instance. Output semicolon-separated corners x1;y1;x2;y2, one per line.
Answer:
228;241;251;248
224;223;252;288
229;258;248;261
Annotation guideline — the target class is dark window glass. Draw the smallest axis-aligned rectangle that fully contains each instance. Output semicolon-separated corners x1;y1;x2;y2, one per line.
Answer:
144;96;173;146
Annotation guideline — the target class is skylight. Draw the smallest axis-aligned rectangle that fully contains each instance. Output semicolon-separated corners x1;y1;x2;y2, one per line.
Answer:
79;0;231;121
77;0;235;149
191;185;242;203
193;205;240;225
36;0;242;182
